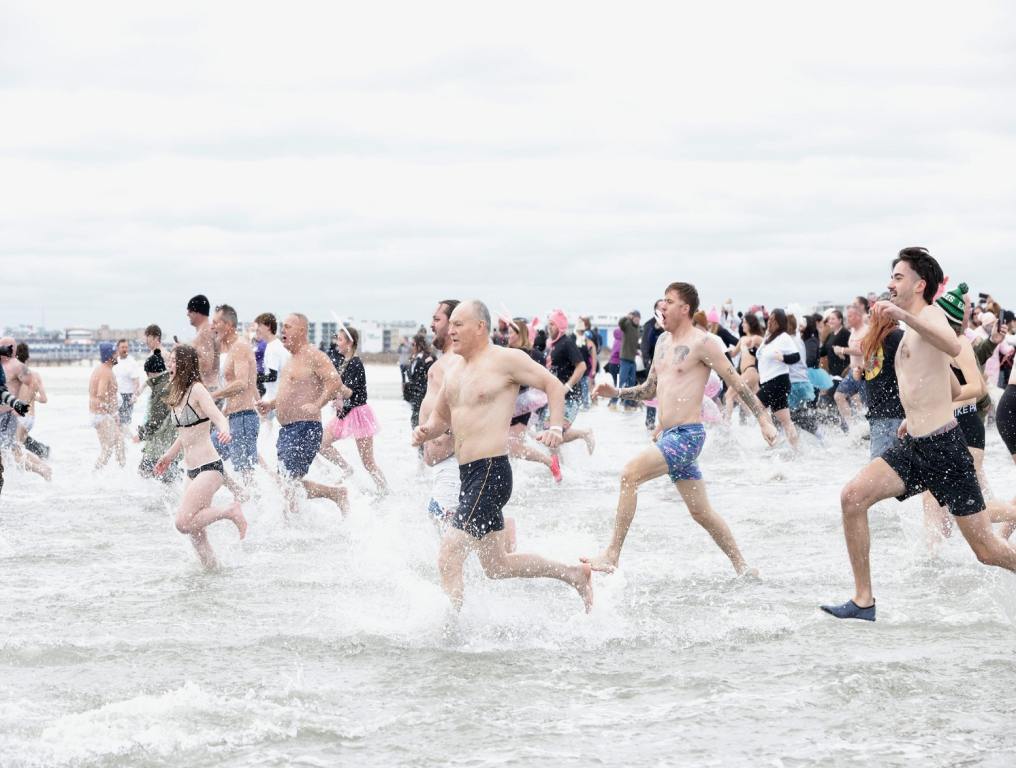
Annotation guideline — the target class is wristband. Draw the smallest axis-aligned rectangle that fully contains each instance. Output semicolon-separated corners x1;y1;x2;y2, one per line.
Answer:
549;426;563;433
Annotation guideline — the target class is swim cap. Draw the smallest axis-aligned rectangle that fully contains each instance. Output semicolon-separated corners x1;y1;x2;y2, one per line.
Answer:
935;282;967;325
548;309;568;333
144;349;166;374
187;294;211;316
99;342;115;363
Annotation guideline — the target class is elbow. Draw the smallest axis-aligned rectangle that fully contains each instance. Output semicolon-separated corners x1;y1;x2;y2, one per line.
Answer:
947;339;961;358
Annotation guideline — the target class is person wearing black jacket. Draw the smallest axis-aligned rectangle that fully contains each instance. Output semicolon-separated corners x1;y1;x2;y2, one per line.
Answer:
403;334;435;428
0;348;31;498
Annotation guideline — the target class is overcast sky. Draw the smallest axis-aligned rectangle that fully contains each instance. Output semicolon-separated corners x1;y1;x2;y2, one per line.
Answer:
3;2;1015;340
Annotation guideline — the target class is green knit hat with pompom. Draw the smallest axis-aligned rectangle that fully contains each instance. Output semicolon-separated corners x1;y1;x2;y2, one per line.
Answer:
936;282;968;324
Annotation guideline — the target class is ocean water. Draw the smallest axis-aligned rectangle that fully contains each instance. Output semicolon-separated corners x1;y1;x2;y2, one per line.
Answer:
3;364;1016;767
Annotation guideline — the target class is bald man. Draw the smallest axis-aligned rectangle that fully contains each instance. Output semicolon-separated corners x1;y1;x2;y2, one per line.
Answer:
413;299;593;612
257;313;349;517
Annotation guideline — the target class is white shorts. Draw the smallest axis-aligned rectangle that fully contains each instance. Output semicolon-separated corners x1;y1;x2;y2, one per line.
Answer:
427;456;460;520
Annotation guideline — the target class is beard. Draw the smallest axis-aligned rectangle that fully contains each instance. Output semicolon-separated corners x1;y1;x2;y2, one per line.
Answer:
433;333;447;352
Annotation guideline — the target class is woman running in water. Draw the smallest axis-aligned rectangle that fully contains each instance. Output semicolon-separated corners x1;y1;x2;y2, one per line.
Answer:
725;313;764;421
507;318;561;481
155;344;247;569
755;309;800;449
320;327;389;496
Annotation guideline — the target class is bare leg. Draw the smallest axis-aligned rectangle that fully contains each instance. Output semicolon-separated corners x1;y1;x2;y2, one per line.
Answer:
773;408;799;450
318;430;354;478
94;420;117;469
675;478;753;575
13;446;52;482
834;391;853;426
922;491;953;550
437;528;472;610
562;425;595;454
476;530;593;612
355;437;389;495
507;424;553;468
838;458;907;607
302;478;350;515
582;445;670;572
955;510;1016;571
221;472;250;503
174;471;243;569
114;424;126;467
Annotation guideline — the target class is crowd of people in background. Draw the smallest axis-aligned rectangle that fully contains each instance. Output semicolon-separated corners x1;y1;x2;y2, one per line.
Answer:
3;249;1016;622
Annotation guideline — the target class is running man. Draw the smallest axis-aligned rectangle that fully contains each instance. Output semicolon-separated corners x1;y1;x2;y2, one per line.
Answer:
583;282;778;575
822;248;1016;621
89;342;125;469
209;304;260;484
412;300;593;611
256;313;349;517
186;294;220;390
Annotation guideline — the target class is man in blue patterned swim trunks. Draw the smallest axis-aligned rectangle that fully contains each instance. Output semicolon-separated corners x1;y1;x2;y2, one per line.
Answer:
583;281;778;576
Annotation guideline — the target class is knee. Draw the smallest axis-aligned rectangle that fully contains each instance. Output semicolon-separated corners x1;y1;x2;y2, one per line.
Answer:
620;465;642;492
481;561;507;580
175;517;191;535
840;483;868;515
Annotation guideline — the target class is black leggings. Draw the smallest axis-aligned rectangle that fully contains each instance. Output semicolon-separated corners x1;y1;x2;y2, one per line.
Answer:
998;385;1016;456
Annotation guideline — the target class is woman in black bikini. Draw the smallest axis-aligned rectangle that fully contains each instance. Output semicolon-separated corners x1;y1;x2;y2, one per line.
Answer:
156;344;247;569
725;313;764;421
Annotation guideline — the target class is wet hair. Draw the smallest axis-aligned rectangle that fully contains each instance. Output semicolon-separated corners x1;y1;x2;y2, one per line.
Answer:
766;308;789;344
165;344;202;407
254;312;277;335
215;303;239;328
145;324;162;340
665;282;700;316
438;299;460;320
801;314;820;342
892;247;944;304
742;313;763;337
15;342;29;363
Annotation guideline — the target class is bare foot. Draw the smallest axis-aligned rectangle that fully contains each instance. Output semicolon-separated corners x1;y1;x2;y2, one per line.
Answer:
336;487;351;516
227;503;248;540
504;517;517;553
579;552;618;574
736;565;760;580
572;562;594;613
584;431;596;455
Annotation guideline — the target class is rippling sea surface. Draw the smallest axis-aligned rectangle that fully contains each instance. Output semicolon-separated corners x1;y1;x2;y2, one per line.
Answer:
3;365;1016;767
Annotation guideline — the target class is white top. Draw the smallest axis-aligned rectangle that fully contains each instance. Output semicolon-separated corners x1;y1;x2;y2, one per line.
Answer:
757;332;799;384
788;336;810;384
113;355;142;395
263;338;290;400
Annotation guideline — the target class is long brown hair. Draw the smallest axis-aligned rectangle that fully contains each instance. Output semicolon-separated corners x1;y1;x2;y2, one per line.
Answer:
861;306;899;370
510;317;532;351
765;308;788;344
165;344;201;407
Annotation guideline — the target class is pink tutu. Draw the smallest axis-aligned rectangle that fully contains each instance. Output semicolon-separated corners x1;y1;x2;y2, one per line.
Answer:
329;404;380;441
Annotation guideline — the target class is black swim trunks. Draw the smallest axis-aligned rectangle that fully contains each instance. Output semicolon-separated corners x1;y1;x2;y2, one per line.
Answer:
880;422;984;516
453;455;512;539
954;403;985;451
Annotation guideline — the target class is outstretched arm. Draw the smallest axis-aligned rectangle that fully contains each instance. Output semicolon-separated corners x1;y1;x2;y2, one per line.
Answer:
702;337;778;445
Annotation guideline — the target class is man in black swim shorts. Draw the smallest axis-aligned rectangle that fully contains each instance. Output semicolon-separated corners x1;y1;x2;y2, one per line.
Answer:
821;248;1016;623
413;299;594;612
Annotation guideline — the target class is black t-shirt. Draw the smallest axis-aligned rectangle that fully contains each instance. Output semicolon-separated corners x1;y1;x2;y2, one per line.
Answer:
549;334;584;402
821;328;851;378
331;354;368;417
864;329;905;420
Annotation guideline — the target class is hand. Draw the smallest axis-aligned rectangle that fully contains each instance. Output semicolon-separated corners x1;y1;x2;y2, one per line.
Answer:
537;428;563;450
300;402;321;418
411;424;433;447
651;425;663;442
760;420;779;446
216;429;232;445
256;399;275;415
593;381;618;399
897;420;908;439
874;300;905;322
774;352;784;362
154;454;171;476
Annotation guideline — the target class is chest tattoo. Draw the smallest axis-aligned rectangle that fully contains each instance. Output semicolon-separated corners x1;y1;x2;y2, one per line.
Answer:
672;345;690;363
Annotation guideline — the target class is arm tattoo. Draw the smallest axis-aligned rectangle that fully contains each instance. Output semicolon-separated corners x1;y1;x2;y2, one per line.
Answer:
735;381;765;418
617;368;657;402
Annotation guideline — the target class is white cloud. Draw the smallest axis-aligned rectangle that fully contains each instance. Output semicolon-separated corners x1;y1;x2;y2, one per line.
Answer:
4;1;1016;337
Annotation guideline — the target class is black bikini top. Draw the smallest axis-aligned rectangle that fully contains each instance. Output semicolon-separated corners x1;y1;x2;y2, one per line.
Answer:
172;386;210;428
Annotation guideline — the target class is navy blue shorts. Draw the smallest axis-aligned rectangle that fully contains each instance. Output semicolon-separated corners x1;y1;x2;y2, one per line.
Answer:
453;455;512;539
213;409;260;472
277;420;322;479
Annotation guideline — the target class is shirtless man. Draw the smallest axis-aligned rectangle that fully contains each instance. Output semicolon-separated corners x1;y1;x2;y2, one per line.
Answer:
209;304;260;483
582;282;778;576
186;294;220;390
821;248;1016;621
832;297;870;426
11;345;51;481
89;342;125;469
0;347;31;497
0;340;40;484
419;299;462;524
412;299;593;612
256;313;349;517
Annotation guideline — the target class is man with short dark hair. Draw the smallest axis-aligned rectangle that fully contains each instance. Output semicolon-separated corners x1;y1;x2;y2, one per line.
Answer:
186;294;219;389
210;303;260;483
822;248;1016;622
